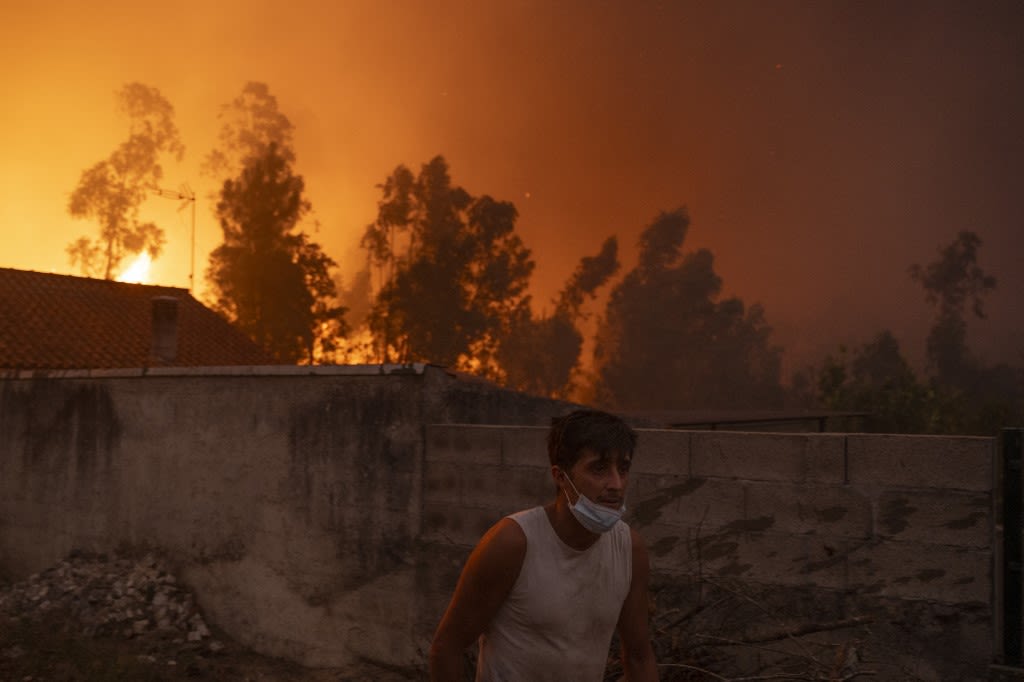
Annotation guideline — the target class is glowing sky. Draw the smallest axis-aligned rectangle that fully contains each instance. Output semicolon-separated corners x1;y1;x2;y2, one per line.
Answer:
1;0;1021;375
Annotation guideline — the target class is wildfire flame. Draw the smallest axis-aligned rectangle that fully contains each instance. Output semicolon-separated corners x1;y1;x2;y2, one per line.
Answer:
116;252;152;284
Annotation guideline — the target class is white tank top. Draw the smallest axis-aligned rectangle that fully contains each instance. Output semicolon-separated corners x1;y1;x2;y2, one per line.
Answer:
475;506;633;682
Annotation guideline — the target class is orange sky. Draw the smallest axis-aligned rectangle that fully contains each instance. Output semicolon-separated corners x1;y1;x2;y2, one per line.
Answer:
2;0;1021;376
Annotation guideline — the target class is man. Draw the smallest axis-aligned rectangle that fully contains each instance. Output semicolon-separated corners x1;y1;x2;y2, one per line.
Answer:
430;409;658;681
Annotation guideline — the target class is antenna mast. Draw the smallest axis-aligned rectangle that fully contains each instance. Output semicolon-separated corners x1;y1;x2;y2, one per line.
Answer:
152;184;197;291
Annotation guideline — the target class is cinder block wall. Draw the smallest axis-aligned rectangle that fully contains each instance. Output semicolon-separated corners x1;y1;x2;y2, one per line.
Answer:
420;425;994;676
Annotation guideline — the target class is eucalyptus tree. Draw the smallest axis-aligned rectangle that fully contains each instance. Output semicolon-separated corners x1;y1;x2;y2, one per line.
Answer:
67;83;184;279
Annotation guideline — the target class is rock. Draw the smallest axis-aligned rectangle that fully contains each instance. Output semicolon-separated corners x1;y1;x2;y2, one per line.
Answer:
0;551;215;655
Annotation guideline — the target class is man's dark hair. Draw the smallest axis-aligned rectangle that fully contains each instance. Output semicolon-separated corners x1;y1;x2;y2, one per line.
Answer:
547;409;638;470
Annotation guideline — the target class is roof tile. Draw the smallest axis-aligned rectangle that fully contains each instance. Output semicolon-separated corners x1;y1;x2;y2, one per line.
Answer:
0;268;277;369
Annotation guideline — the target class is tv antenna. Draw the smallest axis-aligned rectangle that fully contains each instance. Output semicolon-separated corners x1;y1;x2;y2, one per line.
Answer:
152;184;197;291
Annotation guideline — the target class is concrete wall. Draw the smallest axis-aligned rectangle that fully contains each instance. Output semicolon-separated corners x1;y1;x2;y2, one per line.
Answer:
420;425;995;678
422;425;992;601
0;369;996;677
0;366;570;670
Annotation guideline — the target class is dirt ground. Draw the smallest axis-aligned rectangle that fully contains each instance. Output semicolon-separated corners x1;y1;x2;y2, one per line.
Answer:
0;558;421;682
0;608;421;682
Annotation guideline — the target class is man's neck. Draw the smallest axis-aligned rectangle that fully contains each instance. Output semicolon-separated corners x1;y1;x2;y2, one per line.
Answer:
544;500;600;551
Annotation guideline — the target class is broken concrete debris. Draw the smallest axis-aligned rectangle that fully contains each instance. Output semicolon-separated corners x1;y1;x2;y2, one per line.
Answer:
0;550;220;652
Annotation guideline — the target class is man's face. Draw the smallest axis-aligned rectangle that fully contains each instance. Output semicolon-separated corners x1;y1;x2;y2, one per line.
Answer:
561;448;631;510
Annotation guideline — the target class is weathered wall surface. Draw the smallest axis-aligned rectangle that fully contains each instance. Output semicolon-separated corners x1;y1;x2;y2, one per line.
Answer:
0;366;569;670
420;425;994;679
0;371;995;678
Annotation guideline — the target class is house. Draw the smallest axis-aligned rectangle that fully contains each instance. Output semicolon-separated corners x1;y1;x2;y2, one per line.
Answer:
0;267;275;370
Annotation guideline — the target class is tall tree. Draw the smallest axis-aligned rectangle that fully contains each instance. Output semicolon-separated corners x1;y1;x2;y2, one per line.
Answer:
202;81;295;180
498;237;620;397
593;208;783;410
362;156;534;369
207;144;344;363
909;230;997;387
67;83;184;279
204;83;343;363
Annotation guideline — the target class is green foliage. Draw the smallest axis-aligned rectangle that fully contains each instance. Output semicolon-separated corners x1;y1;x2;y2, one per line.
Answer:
362;156;534;369
807;333;1022;436
814;332;932;433
593;208;784;410
207;144;344;363
67;83;184;279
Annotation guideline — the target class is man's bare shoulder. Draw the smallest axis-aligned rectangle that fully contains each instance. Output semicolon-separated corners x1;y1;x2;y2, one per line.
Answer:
476;516;528;560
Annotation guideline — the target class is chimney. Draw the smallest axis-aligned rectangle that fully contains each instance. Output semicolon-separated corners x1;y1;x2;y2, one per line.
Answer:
150;296;179;364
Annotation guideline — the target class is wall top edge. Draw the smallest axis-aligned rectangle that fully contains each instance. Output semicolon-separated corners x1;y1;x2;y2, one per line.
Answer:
0;363;434;380
427;423;995;442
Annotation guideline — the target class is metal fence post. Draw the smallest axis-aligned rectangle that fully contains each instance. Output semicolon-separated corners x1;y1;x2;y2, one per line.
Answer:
1001;428;1024;668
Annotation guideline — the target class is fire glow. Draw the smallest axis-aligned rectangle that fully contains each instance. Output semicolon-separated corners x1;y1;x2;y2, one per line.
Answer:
116;252;152;284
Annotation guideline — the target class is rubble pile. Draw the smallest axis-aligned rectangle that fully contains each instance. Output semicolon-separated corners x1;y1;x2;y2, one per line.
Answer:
0;550;220;650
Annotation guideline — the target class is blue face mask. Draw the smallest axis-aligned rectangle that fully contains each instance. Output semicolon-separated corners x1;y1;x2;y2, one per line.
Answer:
560;471;626;534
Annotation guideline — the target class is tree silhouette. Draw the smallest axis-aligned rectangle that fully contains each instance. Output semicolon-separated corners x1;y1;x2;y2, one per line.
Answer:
207;144;343;363
498;237;620;397
815;331;930;433
909;230;997;387
362;156;534;369
805;231;1018;435
593;208;783;410
205;84;344;363
202;81;295;181
67;83;184;279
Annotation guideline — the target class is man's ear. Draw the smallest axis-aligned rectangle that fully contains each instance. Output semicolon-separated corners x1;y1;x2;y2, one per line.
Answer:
550;465;564;485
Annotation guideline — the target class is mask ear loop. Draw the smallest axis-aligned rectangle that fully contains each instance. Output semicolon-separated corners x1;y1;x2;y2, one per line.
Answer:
553;411;585;504
556;466;582;505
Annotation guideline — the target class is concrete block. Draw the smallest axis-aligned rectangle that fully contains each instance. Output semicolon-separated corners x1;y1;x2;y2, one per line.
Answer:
629;475;746;530
633;429;691;475
625;473;653;503
875;489;991;548
421;501;503;548
745;482;873;539
500;427;548;466
847;540;990;604
460;464;551;512
657;527;851;590
691;432;844;484
728;531;851;590
423;460;464;503
425;424;502;466
642;521;694;572
846;434;993;491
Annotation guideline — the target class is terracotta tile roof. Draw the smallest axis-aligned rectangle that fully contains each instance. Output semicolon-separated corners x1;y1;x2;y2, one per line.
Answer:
0;268;277;370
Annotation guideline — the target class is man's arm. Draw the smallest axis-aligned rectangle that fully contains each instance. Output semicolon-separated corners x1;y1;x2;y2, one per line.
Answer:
617;527;658;681
429;518;527;682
